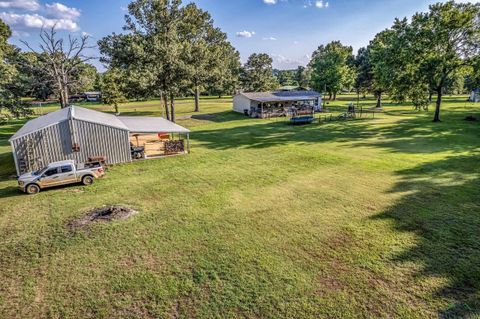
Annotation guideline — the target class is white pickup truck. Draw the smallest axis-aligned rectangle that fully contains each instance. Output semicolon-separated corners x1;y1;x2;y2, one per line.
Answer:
17;160;105;194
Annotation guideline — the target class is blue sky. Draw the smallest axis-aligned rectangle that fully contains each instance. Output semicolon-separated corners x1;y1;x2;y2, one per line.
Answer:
0;0;473;70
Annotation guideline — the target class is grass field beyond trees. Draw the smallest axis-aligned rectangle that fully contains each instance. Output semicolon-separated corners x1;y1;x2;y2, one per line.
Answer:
0;96;479;318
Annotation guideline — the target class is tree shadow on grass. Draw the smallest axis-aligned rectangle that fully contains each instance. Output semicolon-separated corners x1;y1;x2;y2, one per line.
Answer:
373;153;480;318
353;112;480;154
193;111;479;154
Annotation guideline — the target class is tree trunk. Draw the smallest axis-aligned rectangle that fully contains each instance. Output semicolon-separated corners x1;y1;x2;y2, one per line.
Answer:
433;89;442;122
194;85;200;112
170;94;175;123
328;93;332;100
376;93;382;109
60;87;69;108
428;91;433;103
333;92;337;101
61;74;69;108
163;94;170;121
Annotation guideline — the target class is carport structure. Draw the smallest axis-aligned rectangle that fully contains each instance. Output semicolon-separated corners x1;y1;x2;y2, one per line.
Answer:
119;116;191;158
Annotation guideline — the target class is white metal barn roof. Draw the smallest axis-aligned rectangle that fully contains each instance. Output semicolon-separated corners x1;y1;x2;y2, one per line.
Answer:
239;90;321;103
73;106;129;130
9;106;189;141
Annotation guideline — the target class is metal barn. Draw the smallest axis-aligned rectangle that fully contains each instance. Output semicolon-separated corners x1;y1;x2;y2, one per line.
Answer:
9;106;190;176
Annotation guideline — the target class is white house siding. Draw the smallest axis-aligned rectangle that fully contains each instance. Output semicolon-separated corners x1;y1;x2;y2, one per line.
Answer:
233;94;254;113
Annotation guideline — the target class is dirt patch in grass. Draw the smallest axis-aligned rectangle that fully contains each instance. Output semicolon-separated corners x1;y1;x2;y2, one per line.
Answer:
68;205;138;230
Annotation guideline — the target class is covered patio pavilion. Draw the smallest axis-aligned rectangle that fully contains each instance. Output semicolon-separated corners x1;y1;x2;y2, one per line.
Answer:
233;90;322;118
118;117;191;158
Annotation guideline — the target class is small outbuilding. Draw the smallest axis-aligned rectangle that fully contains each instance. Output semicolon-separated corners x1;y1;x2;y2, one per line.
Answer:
9;106;190;175
470;89;480;103
233;90;322;118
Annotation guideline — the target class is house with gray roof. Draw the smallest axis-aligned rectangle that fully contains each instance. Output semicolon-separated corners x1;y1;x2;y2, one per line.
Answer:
233;90;322;118
9;106;190;175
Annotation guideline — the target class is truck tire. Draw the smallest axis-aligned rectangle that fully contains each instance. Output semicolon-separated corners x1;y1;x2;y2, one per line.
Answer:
82;175;94;186
26;184;40;195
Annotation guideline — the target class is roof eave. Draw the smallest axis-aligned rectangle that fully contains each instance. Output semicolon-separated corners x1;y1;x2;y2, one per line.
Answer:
8;119;68;142
129;130;190;134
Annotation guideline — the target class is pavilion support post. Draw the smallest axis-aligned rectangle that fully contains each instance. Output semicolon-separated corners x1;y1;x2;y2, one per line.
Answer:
186;133;190;154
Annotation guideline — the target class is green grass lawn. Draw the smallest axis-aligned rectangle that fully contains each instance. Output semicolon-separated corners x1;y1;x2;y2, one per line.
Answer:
0;96;479;318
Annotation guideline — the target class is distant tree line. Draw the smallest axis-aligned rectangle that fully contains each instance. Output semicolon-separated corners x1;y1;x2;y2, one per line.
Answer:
0;0;478;123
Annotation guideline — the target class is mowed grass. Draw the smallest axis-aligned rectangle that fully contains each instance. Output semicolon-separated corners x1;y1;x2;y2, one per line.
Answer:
0;95;479;318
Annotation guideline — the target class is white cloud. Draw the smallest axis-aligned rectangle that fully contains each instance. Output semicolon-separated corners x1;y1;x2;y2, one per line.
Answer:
45;2;80;20
0;12;79;31
0;1;82;34
315;0;329;8
263;36;277;41
236;30;255;38
263;0;277;4
302;0;330;9
0;0;39;10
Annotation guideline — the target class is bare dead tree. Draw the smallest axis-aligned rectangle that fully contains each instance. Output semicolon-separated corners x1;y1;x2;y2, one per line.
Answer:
21;26;95;108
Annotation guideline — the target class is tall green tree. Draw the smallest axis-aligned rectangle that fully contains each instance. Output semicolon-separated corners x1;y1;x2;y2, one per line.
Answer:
353;47;373;99
371;1;480;120
465;56;480;92
0;18;32;118
294;66;310;89
16;52;55;101
308;41;356;100
179;3;239;112
70;62;98;94
98;33;155;103
241;53;278;92
205;45;241;97
102;68;127;114
368;27;406;109
0;19;16;90
413;1;480;121
274;69;297;86
117;0;186;122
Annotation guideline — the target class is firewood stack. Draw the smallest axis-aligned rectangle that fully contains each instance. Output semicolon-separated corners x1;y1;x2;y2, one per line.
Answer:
164;140;185;155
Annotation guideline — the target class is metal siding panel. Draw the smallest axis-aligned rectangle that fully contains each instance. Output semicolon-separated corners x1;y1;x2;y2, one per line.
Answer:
71;119;130;165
